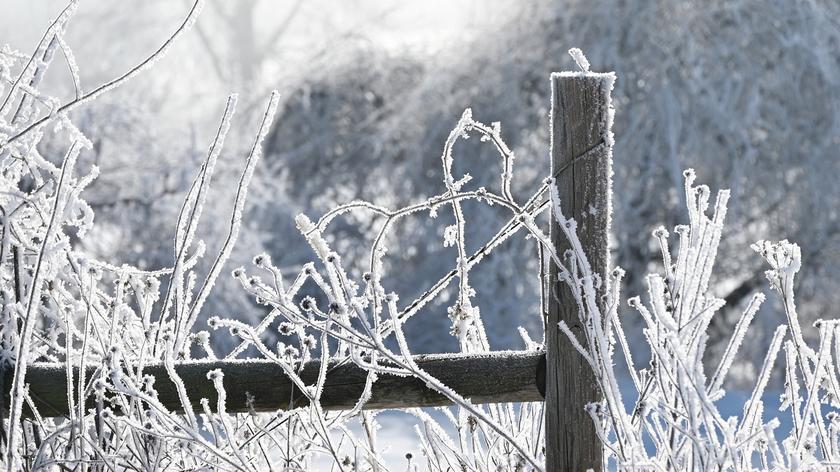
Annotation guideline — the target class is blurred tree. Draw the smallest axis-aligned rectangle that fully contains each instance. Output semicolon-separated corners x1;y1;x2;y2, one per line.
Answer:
16;0;840;364
262;0;840;366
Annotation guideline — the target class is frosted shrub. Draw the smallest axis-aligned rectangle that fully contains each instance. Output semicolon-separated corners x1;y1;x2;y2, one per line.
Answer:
555;168;840;470
226;106;551;470
2;2;837;471
1;3;547;470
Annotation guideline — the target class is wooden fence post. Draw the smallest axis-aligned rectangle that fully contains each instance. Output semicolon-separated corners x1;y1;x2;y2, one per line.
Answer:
546;71;614;471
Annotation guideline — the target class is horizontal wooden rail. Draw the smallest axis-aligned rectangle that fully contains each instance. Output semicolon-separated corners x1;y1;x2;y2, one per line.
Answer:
5;350;545;418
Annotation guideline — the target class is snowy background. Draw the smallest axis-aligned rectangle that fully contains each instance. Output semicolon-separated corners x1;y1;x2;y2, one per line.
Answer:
4;0;840;386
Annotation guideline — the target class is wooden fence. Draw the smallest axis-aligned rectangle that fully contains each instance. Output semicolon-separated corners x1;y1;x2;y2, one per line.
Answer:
9;351;544;416
5;73;613;471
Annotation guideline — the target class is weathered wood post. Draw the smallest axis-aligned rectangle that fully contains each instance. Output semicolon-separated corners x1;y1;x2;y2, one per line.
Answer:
546;70;614;470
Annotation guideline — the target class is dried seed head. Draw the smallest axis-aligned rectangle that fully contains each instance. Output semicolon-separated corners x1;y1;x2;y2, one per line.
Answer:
278;322;294;335
252;253;270;267
93;379;107;392
301;297;314;311
194;331;210;345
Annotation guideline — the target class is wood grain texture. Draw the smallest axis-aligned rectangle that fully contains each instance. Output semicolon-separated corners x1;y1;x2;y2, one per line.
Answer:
4;351;544;418
547;73;614;471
